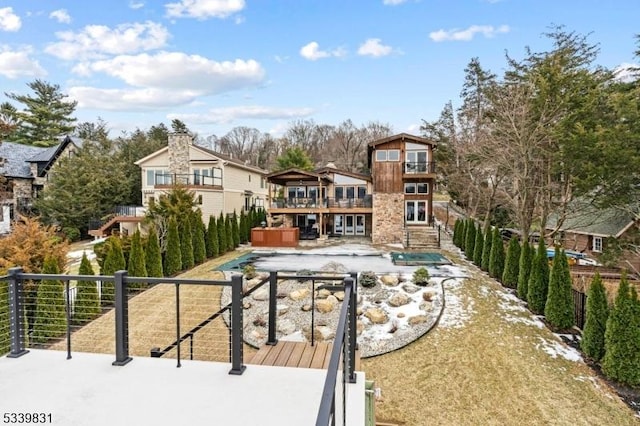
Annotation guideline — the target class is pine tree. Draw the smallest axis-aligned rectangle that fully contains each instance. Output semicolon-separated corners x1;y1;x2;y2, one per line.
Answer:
127;230;147;289
527;240;550;314
602;275;640;386
489;227;505;280
225;215;234;252
101;237;126;305
545;248;574;329
481;227;493;271
502;237;521;288
452;220;460;247
581;273;609;361
517;242;532;300
191;213;206;265
179;217;195;270
206;216;219;258
217;212;227;254
32;256;66;343
464;220;476;258
73;252;100;323
239;211;248;244
231;210;240;248
145;226;163;277
473;227;484;267
164;217;182;276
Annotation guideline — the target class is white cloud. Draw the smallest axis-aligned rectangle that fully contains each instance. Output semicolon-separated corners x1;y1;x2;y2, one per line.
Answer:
613;62;639;83
383;0;408;5
300;41;346;61
169;105;315;124
49;9;71;24
429;24;510;42
129;1;145;9
0;7;21;32
357;38;393;57
69;86;199;110
0;46;46;78
45;21;170;60
165;0;245;20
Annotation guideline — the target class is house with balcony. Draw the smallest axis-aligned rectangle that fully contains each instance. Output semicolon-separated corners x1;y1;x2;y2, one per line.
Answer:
266;164;373;239
0;136;82;233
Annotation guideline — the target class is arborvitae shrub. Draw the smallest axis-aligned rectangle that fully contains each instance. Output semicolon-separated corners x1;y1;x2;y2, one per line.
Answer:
489;227;505;280
502;237;521;288
191;214;206;265
481;228;493;272
517;241;532;300
544;248;574;329
527;239;549;315
101;237;126;305
207;216;219;258
581;272;609;361
602;275;640;386
231;211;240;248
127;230;147;289
164;217;182;276
32;256;66;343
74;252;100;324
225;215;234;252
473;227;484;267
217;212;227;254
179;217;195;270
239;211;248;244
464;220;476;259
145;226;163;278
452;220;461;247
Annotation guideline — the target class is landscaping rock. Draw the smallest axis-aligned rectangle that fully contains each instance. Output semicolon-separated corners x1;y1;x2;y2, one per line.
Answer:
381;275;399;287
420;301;433;311
397;312;406;318
316;289;331;299
402;283;421;294
408;315;429;325
278;319;296;335
334;291;345;301
277;304;289;316
250;329;266;341
365;308;388;324
243;301;252;310
301;304;312;312
289;288;310;301
422;290;437;302
252;288;269;301
356;320;365;335
314;325;335;341
316;299;335;313
388;292;411;307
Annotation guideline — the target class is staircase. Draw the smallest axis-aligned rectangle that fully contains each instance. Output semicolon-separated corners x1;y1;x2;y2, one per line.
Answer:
403;226;440;250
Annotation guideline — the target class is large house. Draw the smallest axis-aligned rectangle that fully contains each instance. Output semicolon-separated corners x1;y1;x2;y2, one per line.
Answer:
0;136;82;233
266;133;438;247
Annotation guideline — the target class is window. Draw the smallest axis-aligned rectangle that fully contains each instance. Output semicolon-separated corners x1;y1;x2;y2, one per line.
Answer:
249;174;251;182
260;177;265;189
404;183;416;194
593;236;603;252
255;198;264;208
376;149;400;162
376;150;387;162
147;169;172;185
417;183;429;194
197;195;203;205
335;187;344;200
346;186;355;199
406;201;427;224
357;186;367;199
405;150;429;173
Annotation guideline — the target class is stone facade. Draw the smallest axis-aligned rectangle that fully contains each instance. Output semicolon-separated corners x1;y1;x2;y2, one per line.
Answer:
371;193;404;244
167;132;191;181
13;179;33;200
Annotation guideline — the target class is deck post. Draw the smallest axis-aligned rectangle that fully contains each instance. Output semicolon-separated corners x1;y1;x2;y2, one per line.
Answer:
229;274;246;375
345;277;357;383
7;267;28;358
267;271;278;345
113;270;132;366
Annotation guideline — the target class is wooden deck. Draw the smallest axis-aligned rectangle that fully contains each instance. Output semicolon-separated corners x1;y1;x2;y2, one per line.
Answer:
248;341;361;371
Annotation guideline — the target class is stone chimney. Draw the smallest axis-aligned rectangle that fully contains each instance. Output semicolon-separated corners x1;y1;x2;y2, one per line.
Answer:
167;132;192;182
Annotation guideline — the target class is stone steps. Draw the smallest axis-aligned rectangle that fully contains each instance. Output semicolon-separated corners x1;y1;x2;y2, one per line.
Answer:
403;228;440;249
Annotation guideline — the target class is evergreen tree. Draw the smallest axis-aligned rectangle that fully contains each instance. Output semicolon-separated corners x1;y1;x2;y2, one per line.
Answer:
225;215;234;252
452;220;460;247
179;218;195;270
489;227;505;280
481;227;493;271
206;215;219;258
502;237;521;288
127;230;147;289
164;217;182;276
217;212;227;254
544;248;574;329
145;226;163;277
602;275;640;386
527;240;550;314
581;273;609;361
191;213;206;265
239;211;248;244
73;252;100;323
100;237;126;305
32;256;66;343
473;227;484;266
517;242;532;300
274;146;314;171
231;211;240;248
464;220;476;258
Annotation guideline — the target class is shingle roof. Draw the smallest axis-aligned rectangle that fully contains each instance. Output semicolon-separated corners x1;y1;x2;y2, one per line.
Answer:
547;201;636;237
0;142;49;178
27;144;60;162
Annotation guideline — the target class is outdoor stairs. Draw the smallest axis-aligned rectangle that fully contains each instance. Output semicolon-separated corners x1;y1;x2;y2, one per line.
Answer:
403;227;440;250
88;215;143;238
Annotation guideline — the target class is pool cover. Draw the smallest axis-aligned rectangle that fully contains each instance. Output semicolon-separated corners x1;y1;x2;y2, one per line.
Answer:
390;252;451;266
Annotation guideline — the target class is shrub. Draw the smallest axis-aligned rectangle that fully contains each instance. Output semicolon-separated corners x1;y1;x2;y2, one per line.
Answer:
164;217;182;276
413;267;430;286
360;271;378;288
225;215;234;252
74;252;100;324
127;230;147;289
489;227;505;280
527;240;549;315
145;226;163;278
191;213;206;265
481;228;493;272
473;227;484;267
232;211;240;248
179;217;195;270
62;226;81;242
32;256;66;343
217;212;227;254
544;248;574;330
206;216;219;258
243;264;257;279
101;237;126;305
581;273;609;361
502;237;521;289
464;220;476;257
239;211;249;244
517;242;532;300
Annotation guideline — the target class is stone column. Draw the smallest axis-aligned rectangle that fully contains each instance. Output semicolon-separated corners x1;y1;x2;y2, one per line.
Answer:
167;132;192;184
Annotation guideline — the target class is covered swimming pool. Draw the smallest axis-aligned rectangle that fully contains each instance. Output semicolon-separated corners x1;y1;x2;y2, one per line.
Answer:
390;252;451;266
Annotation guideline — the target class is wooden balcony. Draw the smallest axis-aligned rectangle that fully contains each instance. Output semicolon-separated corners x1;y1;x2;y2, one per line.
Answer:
268;197;373;214
249;341;361;371
402;161;436;178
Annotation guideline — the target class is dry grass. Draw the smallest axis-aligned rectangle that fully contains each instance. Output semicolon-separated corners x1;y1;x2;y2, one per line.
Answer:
363;251;639;426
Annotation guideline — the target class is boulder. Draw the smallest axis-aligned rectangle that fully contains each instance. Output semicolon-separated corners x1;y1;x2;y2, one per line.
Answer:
420;301;433;312
334;291;345;301
314;325;336;341
278;319;296;335
316;289;331;299
365;308;388;324
402;283;421;294
289;288;311;301
388;292;411;307
422;290;437;302
252;288;269;301
408;315;429;325
316;299;335;313
381;275;399;287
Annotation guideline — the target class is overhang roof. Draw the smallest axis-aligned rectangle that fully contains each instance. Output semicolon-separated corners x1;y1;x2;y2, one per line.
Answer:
547;202;637;238
367;133;437;148
266;168;333;185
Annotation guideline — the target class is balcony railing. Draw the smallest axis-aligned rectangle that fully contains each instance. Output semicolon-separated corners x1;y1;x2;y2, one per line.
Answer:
270;196;373;209
88;205;146;231
403;161;436;174
154;173;222;187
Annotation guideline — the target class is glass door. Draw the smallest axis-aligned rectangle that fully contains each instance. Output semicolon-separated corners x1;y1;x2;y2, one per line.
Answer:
345;215;354;235
334;215;343;234
355;215;365;235
406;201;428;224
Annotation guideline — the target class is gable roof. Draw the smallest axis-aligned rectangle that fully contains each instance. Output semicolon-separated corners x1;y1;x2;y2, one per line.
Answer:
367;133;437;148
314;166;372;182
0;142;49;178
547;202;637;238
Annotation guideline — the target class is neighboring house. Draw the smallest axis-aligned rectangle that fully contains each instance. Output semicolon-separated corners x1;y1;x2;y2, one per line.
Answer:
266;164;373;238
368;133;437;246
0;136;82;234
546;204;640;272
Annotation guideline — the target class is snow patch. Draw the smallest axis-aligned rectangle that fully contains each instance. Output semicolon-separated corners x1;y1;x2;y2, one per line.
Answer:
536;337;583;362
438;277;474;329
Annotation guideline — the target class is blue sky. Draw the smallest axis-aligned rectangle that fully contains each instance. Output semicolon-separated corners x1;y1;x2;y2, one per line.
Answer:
0;0;638;139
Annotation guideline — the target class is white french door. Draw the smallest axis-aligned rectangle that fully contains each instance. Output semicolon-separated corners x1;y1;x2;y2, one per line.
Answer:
405;201;428;224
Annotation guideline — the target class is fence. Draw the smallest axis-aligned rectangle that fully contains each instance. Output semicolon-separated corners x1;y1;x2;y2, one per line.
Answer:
573;289;587;330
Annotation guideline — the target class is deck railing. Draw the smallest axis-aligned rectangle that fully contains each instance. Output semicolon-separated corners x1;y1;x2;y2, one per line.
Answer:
270;196;373;209
403;161;436;174
154;173;222;187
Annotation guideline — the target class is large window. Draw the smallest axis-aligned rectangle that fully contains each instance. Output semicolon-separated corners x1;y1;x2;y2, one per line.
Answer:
405;150;428;173
375;149;400;162
146;169;172;186
335;185;367;199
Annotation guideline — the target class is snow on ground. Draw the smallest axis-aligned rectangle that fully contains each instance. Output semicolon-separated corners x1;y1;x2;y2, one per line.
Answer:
67;249;97;261
536;337;583;362
438;274;475;329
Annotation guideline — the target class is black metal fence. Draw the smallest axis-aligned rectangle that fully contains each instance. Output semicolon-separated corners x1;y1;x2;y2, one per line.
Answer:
573;289;587;330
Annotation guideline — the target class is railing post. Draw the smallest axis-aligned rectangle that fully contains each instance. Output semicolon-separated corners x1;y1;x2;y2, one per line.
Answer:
344;277;356;384
7;267;28;358
267;271;278;345
113;270;132;366
438;225;441;248
65;281;72;360
229;274;246;375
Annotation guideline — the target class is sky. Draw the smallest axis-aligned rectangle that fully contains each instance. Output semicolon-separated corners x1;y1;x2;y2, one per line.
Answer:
0;0;638;139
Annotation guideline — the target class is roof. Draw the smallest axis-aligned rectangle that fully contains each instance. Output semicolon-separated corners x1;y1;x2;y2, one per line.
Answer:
547;202;637;237
266;168;333;185
367;133;437;148
314;166;372;182
0;142;50;178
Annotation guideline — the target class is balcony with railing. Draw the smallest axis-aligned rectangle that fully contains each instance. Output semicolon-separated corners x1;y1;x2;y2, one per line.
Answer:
269;196;373;210
403;161;436;175
153;173;223;189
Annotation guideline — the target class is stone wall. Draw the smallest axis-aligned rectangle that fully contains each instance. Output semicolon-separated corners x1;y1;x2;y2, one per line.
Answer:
13;179;32;200
372;193;404;244
167;132;191;181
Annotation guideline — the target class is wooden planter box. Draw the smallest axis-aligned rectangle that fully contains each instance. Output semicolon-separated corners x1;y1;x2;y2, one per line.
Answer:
251;227;299;247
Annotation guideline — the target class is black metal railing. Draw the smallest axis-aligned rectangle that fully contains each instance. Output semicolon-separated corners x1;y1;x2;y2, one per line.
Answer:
1;268;245;375
573;289;587;330
270;196;373;209
403;161;436;174
154;173;222;187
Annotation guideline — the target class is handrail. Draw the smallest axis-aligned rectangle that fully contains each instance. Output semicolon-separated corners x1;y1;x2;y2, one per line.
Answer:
269;197;373;209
